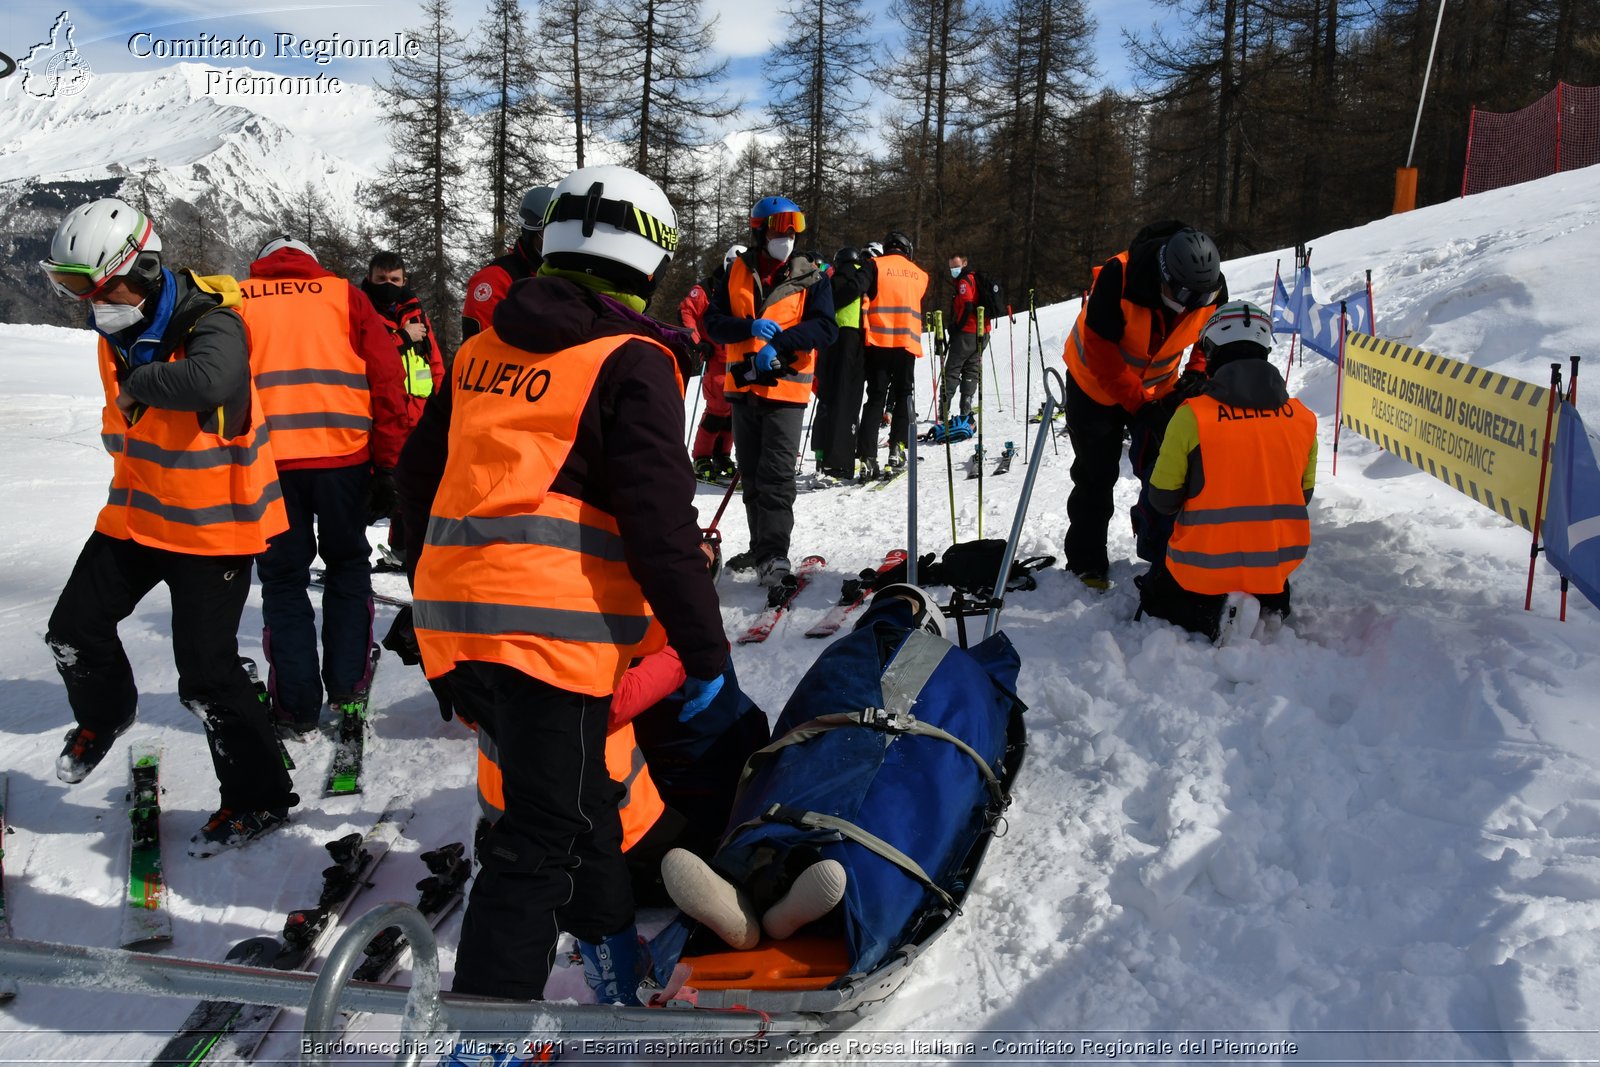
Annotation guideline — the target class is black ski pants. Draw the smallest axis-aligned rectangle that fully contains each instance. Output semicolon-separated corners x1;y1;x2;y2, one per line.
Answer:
1063;372;1177;577
857;346;915;459
450;661;632;1000
46;532;296;812
730;395;804;565
1138;561;1292;641
258;465;374;723
815;327;865;473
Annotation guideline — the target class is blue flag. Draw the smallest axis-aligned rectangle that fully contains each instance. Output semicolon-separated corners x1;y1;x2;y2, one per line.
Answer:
1301;286;1374;363
1545;402;1600;611
1272;267;1309;335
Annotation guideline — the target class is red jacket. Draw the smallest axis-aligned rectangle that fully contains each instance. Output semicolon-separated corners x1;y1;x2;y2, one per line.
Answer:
243;248;409;470
367;293;446;431
951;270;988;335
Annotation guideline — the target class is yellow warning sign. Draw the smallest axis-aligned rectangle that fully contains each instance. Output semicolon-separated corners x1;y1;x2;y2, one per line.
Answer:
1340;333;1555;531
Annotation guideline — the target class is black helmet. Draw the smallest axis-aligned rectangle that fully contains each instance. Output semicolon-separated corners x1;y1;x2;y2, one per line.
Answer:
1159;228;1221;307
518;186;555;232
834;246;861;267
884;230;914;257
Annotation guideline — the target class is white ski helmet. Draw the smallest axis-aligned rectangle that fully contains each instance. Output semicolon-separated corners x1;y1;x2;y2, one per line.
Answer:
1199;300;1273;360
42;197;163;299
255;235;317;262
872;583;946;639
541;165;679;298
723;243;747;270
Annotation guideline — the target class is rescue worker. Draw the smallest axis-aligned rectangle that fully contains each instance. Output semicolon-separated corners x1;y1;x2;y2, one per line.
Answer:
1062;222;1228;589
40;198;297;855
360;251;447;571
937;252;988;435
681;244;745;482
811;246;869;483
703;196;837;585
403;164;727;1006
240;236;408;734
1138;301;1317;643
461;185;554;341
857;230;928;478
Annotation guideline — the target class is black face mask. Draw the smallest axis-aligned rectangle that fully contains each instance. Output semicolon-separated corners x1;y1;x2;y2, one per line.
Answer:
363;279;406;307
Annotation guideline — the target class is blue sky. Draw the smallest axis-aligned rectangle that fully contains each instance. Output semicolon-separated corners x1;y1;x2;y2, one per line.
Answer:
3;0;1171;115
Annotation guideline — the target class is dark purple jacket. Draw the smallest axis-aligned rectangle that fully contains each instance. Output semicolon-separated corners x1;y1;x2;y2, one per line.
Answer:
397;276;727;682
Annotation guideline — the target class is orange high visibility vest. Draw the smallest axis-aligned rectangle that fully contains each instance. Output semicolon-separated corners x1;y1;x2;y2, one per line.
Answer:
413;329;676;695
862;253;928;356
239;276;372;462
722;257;817;405
475;721;666;851
1063;250;1216;407
1165;393;1318;596
94;279;287;557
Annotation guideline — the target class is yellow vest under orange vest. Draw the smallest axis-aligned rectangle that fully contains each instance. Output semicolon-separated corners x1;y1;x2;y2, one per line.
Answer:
413;329;675;696
239;276;373;463
722;256;818;405
863;253;928;356
1063;250;1215;408
95;276;287;557
1166;393;1318;596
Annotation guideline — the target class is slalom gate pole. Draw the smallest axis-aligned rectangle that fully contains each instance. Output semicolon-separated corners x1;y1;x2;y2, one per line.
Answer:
1007;304;1017;411
935;311;957;544
1023;291;1035;457
983;311;1002;413
1526;363;1562;611
1332;302;1348;476
977;309;986;540
1285;332;1299;384
1560;356;1580;620
985;366;1067;638
1366;269;1377;332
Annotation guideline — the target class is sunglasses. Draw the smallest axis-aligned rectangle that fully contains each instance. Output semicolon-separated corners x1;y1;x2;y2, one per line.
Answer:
759;210;806;236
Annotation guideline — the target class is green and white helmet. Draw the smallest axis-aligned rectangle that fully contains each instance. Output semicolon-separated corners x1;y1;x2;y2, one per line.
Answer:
41;198;162;299
1199;300;1273;358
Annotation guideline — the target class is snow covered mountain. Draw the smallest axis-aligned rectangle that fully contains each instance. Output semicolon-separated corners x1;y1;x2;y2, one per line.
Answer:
0;64;389;323
1;165;1599;1062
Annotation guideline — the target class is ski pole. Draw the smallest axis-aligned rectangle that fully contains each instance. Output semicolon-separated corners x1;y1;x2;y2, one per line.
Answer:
1030;299;1059;456
707;471;740;532
977;309;986;541
685;378;703;450
1007;304;1017;411
934;311;956;544
986;367;1066;639
1023;291;1035;458
907;360;920;586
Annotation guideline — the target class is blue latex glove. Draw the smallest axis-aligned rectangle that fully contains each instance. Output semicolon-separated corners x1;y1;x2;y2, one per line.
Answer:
678;674;725;721
754;345;781;374
750;318;782;341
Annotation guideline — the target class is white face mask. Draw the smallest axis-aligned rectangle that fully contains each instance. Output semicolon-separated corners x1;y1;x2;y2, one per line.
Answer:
766;235;795;262
949;266;963;278
92;300;146;333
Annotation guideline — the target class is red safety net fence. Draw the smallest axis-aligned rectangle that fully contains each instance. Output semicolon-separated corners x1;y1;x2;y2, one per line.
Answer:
1461;82;1600;197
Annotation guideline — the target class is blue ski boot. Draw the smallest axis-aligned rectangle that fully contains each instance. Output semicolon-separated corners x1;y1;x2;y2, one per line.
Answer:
576;926;649;1006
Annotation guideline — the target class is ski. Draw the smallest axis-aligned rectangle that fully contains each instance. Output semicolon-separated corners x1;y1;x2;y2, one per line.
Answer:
805;549;908;638
865;462;911;492
323;647;381;797
240;658;295;771
0;774;15;1001
310;570;411;610
993;441;1017;476
965;445;985;480
735;555;826;645
351;843;468;982
122;741;172;949
148;798;412;1067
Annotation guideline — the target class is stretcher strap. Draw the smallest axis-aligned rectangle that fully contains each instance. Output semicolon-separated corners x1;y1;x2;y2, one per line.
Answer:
759;804;958;913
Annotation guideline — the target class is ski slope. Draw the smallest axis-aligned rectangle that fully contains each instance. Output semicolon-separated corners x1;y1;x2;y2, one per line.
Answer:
2;166;1599;1064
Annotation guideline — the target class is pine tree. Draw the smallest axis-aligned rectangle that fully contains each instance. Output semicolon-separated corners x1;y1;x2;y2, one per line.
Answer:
366;0;470;353
467;0;553;255
538;0;612;168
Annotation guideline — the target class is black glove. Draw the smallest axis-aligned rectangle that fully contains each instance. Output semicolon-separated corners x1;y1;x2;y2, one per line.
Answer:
1174;369;1208;398
366;468;397;526
381;605;422;666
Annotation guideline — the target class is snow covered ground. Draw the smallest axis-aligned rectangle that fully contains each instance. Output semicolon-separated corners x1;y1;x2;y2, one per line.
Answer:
3;166;1599;1065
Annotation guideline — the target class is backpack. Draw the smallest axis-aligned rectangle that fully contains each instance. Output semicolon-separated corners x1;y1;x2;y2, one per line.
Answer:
969;270;1006;326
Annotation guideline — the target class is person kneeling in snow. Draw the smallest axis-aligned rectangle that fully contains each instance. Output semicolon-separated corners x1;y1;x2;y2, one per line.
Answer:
660;584;1022;975
1137;301;1319;643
